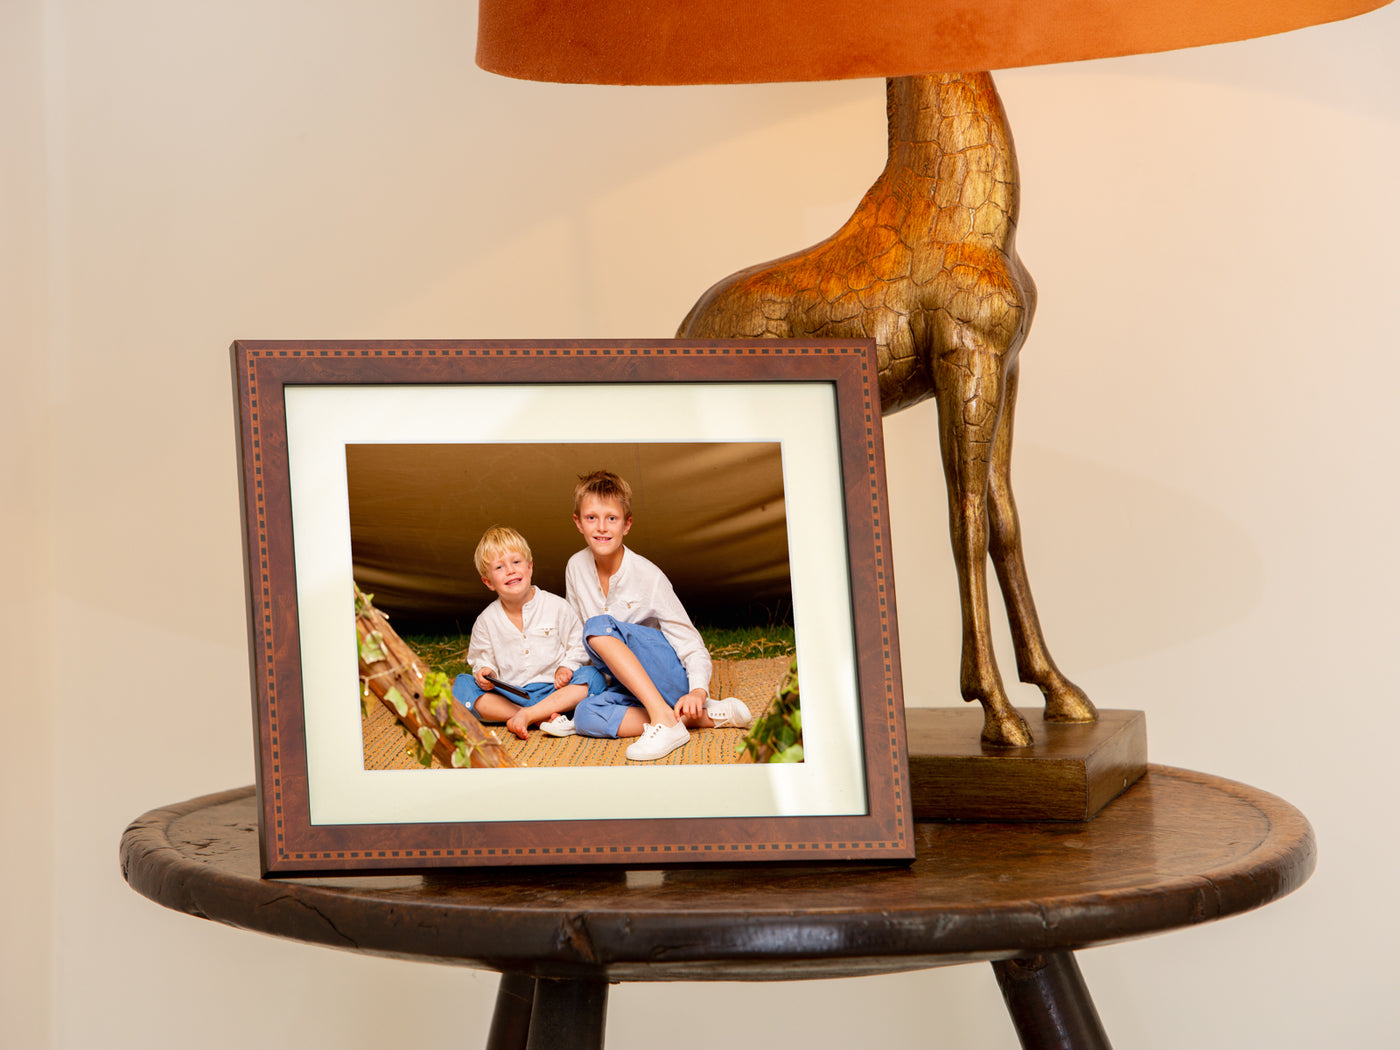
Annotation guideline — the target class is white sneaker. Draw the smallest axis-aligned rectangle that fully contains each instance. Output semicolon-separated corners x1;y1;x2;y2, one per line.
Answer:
704;696;753;729
540;715;577;738
625;720;690;761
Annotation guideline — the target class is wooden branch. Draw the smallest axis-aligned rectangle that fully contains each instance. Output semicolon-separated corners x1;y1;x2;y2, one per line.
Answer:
355;584;519;769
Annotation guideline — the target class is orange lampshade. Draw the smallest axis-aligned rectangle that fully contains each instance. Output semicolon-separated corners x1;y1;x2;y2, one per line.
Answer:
477;0;1391;84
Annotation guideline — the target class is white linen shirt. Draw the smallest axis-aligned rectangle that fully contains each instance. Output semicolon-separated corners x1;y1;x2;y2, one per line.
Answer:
466;587;588;686
565;546;712;694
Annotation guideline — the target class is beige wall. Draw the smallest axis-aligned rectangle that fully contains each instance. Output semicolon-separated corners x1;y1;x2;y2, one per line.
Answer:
3;3;52;1048
5;2;1397;1046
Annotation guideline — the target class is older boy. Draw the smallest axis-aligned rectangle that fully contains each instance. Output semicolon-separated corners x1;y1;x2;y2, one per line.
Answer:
558;470;750;761
452;525;604;740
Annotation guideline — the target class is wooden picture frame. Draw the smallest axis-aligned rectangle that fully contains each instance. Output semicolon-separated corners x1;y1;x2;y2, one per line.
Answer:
232;339;912;873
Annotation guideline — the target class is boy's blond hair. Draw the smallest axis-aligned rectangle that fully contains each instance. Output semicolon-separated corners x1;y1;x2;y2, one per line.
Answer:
573;470;632;518
473;525;532;578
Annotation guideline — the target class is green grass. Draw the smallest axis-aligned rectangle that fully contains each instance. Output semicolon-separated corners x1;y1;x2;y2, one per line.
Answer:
694;623;795;661
399;634;471;678
401;622;794;676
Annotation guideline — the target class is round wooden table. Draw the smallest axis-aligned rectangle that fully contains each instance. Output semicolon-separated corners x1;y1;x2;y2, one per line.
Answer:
120;766;1314;1049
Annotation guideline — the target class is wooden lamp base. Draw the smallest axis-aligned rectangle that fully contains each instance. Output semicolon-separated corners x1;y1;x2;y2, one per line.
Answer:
906;708;1147;822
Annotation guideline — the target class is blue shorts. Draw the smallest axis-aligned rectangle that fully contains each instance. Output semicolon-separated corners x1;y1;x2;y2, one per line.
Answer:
452;664;606;715
572;615;690;739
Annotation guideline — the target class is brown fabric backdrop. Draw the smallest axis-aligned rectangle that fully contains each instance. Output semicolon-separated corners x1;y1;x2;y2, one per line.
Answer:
347;442;791;631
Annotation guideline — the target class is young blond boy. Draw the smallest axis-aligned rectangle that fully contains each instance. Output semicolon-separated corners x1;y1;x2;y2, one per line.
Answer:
451;525;605;740
555;470;751;761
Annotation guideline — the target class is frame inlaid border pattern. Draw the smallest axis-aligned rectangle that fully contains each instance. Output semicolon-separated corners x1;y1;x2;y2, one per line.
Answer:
232;339;911;874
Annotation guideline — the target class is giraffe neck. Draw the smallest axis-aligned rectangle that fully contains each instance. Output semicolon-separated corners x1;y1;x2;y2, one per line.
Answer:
879;73;1022;248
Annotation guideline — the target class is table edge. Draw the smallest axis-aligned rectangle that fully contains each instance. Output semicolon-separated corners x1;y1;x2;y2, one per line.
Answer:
119;765;1317;977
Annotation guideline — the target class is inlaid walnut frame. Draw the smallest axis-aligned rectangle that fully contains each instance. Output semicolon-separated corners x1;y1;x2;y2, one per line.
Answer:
231;338;913;874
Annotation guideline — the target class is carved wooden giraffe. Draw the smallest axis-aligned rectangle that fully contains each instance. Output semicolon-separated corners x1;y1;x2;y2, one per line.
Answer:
678;73;1095;746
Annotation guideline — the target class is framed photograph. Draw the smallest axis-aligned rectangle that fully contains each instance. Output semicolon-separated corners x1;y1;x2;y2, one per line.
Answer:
232;339;911;873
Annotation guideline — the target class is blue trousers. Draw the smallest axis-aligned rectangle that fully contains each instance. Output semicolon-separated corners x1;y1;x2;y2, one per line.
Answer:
452;664;606;714
572;615;690;738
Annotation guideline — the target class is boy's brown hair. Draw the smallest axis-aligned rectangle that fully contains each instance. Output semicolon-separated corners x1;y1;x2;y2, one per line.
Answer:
573;470;632;518
473;525;532;578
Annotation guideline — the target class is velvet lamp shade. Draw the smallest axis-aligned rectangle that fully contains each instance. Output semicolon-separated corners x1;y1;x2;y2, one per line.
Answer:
476;0;1392;84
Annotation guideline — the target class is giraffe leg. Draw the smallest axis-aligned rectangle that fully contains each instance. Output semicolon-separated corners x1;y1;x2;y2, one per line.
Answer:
987;364;1097;724
933;348;1032;748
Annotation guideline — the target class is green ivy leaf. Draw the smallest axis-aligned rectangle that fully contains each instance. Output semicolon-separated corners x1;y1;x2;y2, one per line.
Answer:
359;631;387;664
384;687;409;718
423;671;452;700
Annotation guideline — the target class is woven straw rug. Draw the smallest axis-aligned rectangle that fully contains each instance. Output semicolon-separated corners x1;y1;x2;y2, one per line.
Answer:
361;655;791;770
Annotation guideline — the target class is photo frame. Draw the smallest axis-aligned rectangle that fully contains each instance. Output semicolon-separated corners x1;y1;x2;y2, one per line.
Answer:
232;339;911;873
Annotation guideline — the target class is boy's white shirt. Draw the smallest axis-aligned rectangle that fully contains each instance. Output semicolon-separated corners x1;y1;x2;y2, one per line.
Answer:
466;586;588;686
565;546;712;694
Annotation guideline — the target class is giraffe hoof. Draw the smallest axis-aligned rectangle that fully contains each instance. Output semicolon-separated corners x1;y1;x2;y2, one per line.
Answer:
1042;679;1097;723
980;707;1034;748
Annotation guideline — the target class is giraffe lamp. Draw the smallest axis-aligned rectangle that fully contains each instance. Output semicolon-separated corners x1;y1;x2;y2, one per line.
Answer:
475;0;1392;750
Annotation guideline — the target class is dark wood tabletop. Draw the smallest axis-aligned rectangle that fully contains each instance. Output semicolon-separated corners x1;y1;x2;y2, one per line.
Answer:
120;765;1314;983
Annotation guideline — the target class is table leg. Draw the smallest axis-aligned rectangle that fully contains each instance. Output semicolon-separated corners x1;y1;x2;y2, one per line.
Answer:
992;952;1113;1050
525;976;609;1050
486;972;537;1050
